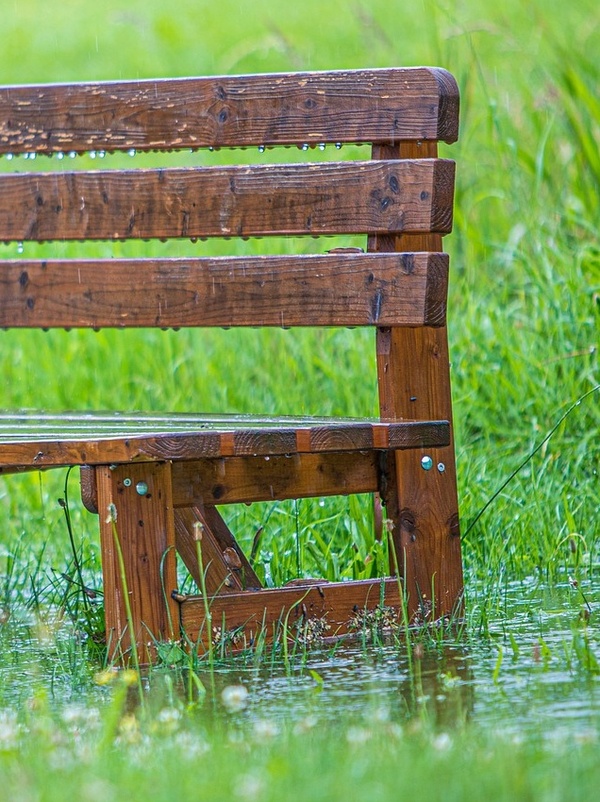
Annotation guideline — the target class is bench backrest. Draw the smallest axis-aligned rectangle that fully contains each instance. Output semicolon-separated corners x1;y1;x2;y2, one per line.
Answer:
0;68;457;336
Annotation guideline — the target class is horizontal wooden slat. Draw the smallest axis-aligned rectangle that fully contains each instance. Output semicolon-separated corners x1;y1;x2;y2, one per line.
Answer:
0;412;450;470
178;577;402;647
171;452;382;506
0;68;459;154
0;159;454;242
0;252;448;329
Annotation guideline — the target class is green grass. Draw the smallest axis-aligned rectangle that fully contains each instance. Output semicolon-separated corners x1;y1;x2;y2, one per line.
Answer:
2;688;600;802
1;0;600;798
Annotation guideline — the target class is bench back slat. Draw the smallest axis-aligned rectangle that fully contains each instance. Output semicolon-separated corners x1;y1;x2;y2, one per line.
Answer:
0;68;456;334
0;160;454;242
0;252;448;329
0;68;459;153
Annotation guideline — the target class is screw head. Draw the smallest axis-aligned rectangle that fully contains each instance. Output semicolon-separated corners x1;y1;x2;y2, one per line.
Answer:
421;456;433;471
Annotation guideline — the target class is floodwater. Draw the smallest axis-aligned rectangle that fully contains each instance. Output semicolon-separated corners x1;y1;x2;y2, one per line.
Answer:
199;576;600;740
1;576;599;741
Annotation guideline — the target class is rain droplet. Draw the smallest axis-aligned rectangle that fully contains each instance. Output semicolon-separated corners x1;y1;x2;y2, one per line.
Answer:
16;242;24;254
301;143;309;151
335;142;343;150
89;150;97;159
128;148;136;157
56;152;65;160
258;145;265;153
97;150;106;158
5;153;13;160
318;143;326;151
68;151;77;159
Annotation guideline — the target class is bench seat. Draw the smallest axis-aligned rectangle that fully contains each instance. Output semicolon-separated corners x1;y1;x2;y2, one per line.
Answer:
0;411;449;470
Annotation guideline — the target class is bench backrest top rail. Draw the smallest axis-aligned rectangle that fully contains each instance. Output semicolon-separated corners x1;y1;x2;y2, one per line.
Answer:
0;67;459;153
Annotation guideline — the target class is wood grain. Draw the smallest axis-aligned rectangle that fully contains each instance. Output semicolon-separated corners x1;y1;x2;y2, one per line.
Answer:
0;159;454;242
0;252;448;329
174;505;261;595
373;141;463;619
0;414;450;470
178;577;402;648
171;451;382;507
96;462;179;664
0;68;459;154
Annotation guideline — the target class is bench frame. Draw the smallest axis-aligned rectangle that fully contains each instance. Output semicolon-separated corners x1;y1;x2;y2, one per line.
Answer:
0;68;463;662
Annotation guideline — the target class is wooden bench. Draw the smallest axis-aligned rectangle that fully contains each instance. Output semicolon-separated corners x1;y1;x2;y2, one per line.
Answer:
0;67;463;662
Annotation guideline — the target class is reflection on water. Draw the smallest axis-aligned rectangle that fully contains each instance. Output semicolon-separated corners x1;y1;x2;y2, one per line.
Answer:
1;577;599;740
199;641;474;733
193;577;600;739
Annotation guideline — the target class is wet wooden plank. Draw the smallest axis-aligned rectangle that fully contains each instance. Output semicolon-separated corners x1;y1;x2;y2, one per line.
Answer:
174;506;261;595
171;451;382;507
0;252;448;329
96;462;179;664
372;142;463;619
178;577;402;648
0;159;454;242
0;414;450;470
0;68;459;154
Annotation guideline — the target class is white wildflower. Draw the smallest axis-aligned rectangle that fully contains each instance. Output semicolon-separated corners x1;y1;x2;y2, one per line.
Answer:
221;684;249;713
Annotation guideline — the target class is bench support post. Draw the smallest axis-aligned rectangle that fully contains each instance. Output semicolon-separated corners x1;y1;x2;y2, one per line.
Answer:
96;461;179;664
373;140;463;622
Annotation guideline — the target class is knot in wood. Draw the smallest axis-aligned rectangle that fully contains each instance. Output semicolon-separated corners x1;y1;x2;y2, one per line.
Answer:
223;546;242;570
448;513;460;537
399;509;416;535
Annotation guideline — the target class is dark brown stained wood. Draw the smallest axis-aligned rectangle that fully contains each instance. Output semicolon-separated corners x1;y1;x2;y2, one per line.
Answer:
96;462;179;663
373;141;463;619
178;577;402;648
0;68;463;665
171;452;382;507
0;68;459;154
0;252;448;329
80;464;97;512
0;414;450;470
174;506;261;595
0;159;454;242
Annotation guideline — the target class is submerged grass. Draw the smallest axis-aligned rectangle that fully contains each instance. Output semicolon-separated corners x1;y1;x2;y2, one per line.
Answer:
1;0;600;797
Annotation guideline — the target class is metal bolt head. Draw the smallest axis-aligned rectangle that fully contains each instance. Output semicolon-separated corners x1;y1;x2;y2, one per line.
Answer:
136;481;149;496
421;456;433;471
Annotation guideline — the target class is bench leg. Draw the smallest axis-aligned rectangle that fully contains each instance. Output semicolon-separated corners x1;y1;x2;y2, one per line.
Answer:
95;461;179;664
377;325;463;622
371;140;464;622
